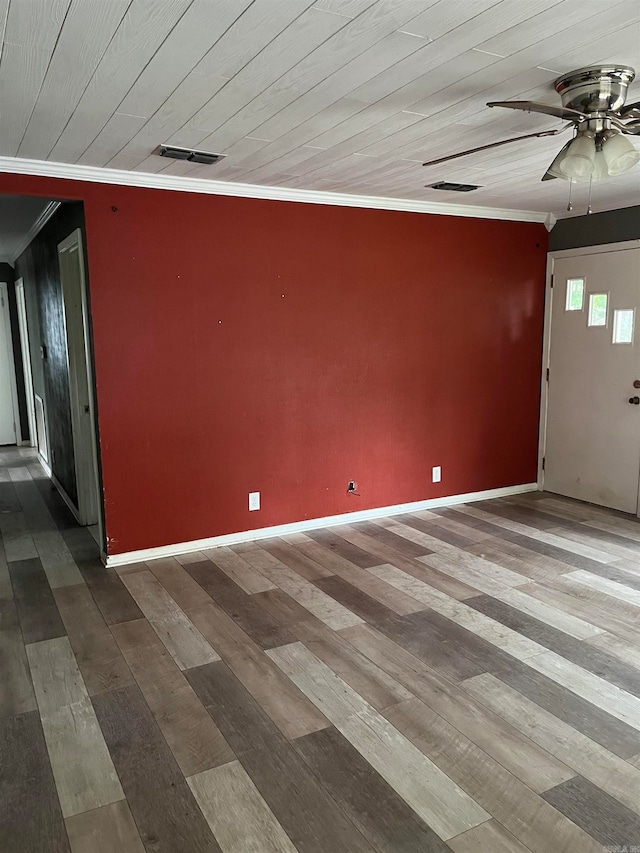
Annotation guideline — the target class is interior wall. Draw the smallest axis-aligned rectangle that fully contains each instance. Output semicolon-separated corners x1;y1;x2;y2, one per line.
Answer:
14;203;85;505
549;205;640;251
0;173;548;556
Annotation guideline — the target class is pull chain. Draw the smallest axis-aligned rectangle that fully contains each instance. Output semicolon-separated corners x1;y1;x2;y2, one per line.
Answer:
566;178;573;212
587;175;593;214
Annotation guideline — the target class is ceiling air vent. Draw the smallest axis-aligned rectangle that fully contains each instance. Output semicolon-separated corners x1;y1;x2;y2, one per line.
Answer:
157;145;226;165
427;181;481;192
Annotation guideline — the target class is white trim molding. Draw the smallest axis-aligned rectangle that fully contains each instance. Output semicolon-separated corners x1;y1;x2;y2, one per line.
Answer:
105;481;538;567
0;155;551;225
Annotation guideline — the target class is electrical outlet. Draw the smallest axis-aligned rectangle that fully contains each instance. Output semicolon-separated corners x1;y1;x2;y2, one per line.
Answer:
249;491;260;511
432;466;441;483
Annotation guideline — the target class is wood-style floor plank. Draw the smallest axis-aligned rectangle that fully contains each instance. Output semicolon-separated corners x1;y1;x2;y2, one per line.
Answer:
466;594;640;697
586;632;640;669
383;514;476;550
268;642;490;841
93;684;222;853
186;660;375;853
314;573;407;624
53;583;134;696
339;622;574;793
0;511;38;562
525;650;640;732
306;527;382;568
259;537;334;581
352;519;434;559
464;673;640;815
491;585;605;639
150;558;330;740
285;533;427;614
566;568;640;606
385;696;604;853
254;588;412;712
9;556;66;644
77;564;143;626
367;563;544;661
542;775;640;848
336;524;479;600
33;529;85;589
0;710;70;853
447;819;532;853
463;537;567;583
182;558;298;649
26;636;124;818
521;580;640;646
0;596;37;717
294;725;451;852
188;760;297;853
111;618;234;775
418;550;528;596
240;546;364;630
120;569;220;670
493;657;640;759
201;546;276;594
65;800;145;853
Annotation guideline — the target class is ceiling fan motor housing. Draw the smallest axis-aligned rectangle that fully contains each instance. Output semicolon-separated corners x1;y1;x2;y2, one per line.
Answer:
554;66;635;114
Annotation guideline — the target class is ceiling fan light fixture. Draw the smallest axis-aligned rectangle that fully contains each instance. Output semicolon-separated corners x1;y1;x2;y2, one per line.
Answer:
602;131;640;175
558;132;596;179
544;140;573;179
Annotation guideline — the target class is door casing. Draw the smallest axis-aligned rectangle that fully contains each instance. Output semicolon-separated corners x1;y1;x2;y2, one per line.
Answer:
0;281;21;446
57;228;104;549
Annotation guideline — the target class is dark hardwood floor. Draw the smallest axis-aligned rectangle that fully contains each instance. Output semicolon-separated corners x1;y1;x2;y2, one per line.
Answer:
2;445;640;852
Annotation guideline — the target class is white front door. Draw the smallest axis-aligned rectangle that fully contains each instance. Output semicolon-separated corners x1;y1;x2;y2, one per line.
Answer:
544;245;640;513
0;282;19;445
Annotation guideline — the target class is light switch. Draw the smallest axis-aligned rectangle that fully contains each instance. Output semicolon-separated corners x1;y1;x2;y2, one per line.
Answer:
249;491;260;511
432;466;442;483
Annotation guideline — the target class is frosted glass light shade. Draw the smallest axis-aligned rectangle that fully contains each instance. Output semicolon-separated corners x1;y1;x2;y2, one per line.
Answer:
603;132;640;176
544;141;573;179
559;133;596;179
592;149;609;181
571;149;609;183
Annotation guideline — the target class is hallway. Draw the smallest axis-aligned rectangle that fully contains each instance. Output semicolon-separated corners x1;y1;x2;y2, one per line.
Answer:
2;446;640;852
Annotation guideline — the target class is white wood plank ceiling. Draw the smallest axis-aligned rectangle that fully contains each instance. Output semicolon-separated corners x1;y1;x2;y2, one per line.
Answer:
0;0;638;218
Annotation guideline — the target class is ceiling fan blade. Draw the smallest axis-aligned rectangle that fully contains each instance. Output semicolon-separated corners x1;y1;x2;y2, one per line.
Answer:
487;100;587;121
422;128;564;168
619;100;640;118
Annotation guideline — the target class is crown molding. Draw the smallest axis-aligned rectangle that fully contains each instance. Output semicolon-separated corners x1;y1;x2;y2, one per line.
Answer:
0;155;551;225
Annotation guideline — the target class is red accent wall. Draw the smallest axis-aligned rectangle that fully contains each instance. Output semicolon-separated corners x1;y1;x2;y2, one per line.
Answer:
0;172;548;555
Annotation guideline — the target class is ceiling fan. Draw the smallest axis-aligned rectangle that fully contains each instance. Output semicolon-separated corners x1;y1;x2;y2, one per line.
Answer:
422;66;640;182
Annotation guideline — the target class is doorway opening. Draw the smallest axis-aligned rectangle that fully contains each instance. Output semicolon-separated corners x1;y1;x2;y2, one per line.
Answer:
0;194;104;553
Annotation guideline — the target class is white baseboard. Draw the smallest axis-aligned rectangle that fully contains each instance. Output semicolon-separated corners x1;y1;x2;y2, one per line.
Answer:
104;482;538;568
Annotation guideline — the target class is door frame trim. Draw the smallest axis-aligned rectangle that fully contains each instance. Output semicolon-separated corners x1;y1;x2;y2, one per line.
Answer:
14;278;37;447
57;228;104;553
538;238;640;501
0;281;21;445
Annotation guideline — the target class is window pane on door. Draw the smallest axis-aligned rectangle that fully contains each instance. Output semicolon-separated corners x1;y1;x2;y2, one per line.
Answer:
588;293;608;326
613;309;634;344
566;278;585;311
